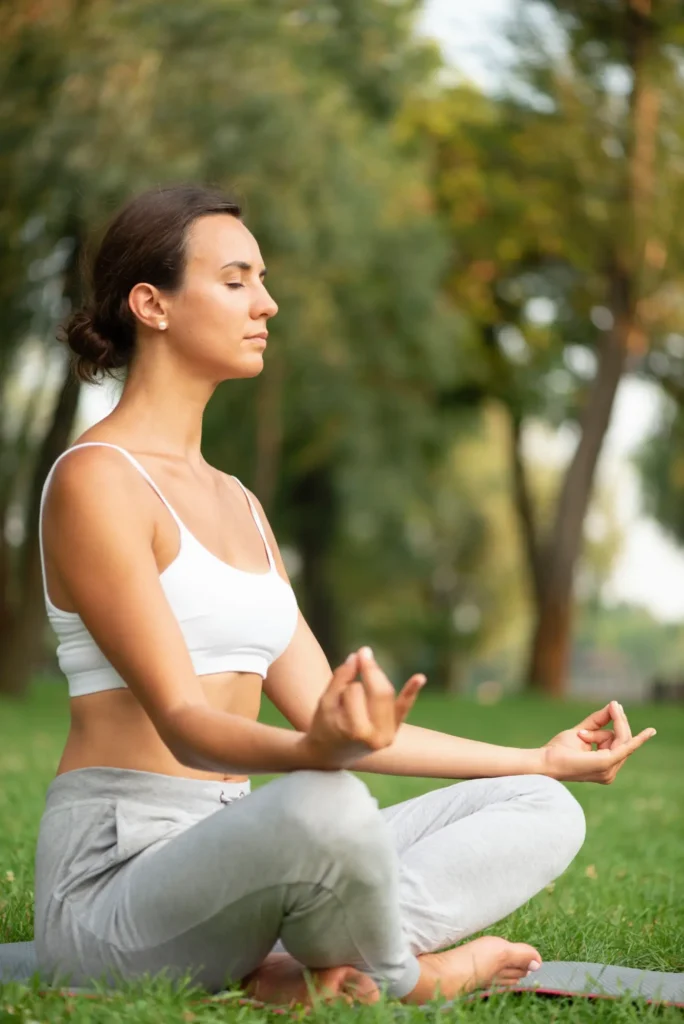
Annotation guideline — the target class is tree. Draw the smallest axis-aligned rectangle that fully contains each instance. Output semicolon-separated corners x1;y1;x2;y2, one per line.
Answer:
406;0;684;694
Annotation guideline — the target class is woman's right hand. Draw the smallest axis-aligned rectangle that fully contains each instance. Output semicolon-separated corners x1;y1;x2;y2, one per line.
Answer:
299;646;426;770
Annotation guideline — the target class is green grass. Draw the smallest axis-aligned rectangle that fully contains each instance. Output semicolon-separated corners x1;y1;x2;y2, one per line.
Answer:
1;677;683;1022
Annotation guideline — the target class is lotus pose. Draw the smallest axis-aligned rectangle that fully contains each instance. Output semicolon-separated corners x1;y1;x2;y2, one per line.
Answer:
33;184;656;1007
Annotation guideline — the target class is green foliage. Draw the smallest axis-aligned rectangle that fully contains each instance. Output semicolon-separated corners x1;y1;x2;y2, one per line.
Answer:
402;0;684;442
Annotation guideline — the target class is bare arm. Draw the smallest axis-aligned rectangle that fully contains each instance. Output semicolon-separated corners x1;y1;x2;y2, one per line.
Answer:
250;492;539;780
45;449;324;775
264;609;540;779
253;493;655;784
352;724;541;778
263;609;655;783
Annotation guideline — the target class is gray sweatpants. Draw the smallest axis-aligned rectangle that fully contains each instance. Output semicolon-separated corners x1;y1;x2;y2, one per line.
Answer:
34;766;586;997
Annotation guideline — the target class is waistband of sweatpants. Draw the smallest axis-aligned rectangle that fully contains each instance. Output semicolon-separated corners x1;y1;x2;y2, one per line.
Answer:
44;766;251;814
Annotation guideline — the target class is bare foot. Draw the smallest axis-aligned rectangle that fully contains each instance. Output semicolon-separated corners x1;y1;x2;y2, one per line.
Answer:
242;951;380;1009
402;936;542;1004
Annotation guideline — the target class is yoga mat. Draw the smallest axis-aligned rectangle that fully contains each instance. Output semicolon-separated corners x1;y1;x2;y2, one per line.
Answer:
1;942;682;1007
503;960;684;1006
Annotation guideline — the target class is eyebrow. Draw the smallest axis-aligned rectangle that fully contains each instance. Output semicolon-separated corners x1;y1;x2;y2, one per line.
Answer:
221;260;267;278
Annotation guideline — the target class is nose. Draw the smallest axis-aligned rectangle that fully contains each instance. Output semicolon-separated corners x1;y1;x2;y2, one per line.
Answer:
252;282;278;320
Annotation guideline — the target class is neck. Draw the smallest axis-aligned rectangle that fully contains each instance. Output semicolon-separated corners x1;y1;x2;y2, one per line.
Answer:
109;351;218;463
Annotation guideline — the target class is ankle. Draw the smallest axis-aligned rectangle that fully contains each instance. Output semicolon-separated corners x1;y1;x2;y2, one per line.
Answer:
398;955;441;1005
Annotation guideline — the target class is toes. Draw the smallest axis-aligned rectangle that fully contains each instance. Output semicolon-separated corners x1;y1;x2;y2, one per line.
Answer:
491;941;543;986
494;969;527;984
340;969;381;1005
313;966;379;1007
511;943;542;970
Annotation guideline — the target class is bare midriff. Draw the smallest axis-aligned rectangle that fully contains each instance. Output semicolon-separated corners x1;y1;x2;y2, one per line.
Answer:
56;671;262;783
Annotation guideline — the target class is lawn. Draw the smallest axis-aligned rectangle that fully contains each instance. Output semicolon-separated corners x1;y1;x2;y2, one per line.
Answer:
0;677;682;1022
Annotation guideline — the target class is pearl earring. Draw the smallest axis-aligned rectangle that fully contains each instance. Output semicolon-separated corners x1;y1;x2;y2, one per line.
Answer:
158;320;167;330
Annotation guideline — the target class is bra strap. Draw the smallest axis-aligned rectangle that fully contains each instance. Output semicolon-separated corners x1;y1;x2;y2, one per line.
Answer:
44;442;186;528
230;476;276;571
38;442;185;611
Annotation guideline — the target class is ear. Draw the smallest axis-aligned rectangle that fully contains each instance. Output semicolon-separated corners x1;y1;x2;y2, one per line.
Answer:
128;282;168;331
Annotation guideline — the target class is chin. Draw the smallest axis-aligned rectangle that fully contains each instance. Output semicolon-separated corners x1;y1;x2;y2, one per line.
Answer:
221;359;264;382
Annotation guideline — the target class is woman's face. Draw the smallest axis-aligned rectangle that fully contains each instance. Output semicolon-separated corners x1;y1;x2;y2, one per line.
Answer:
155;213;278;381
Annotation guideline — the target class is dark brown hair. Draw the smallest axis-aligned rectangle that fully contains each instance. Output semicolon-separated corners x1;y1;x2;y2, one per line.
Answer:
59;183;242;384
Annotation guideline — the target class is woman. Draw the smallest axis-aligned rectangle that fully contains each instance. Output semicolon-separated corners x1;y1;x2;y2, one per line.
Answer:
34;183;656;1007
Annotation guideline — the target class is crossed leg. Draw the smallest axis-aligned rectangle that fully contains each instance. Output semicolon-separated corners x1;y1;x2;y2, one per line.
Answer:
379;773;587;955
256;773;586;1003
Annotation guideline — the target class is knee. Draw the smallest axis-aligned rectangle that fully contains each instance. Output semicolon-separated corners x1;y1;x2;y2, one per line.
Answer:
273;769;390;866
275;768;380;834
523;774;587;874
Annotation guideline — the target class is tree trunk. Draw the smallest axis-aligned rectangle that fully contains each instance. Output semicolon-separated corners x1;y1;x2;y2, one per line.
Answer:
0;366;81;696
0;364;56;640
525;283;631;695
527;590;575;699
289;464;341;663
0;223;83;697
516;0;659;696
519;3;659;696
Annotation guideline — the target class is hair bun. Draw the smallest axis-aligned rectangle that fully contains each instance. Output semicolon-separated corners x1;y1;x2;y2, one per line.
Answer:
58;308;124;384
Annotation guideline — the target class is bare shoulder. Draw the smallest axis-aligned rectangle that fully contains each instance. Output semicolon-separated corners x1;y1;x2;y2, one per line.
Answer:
42;445;158;604
44;444;154;544
48;441;141;486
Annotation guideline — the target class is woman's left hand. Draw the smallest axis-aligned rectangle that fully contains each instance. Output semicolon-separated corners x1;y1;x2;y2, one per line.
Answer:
540;700;656;784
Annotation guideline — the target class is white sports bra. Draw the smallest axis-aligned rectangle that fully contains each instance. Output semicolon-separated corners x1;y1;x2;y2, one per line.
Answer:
38;442;299;697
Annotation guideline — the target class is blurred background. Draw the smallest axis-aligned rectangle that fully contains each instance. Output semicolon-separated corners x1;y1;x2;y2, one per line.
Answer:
2;0;684;705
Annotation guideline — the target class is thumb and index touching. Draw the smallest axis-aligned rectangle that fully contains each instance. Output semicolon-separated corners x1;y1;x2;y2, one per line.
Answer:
576;700;656;764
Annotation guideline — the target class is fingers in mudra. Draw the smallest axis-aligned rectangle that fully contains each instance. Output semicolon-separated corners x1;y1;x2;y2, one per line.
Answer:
344;647;425;750
548;699;656;782
578;700;654;755
578;729;614;749
593;728;658;783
